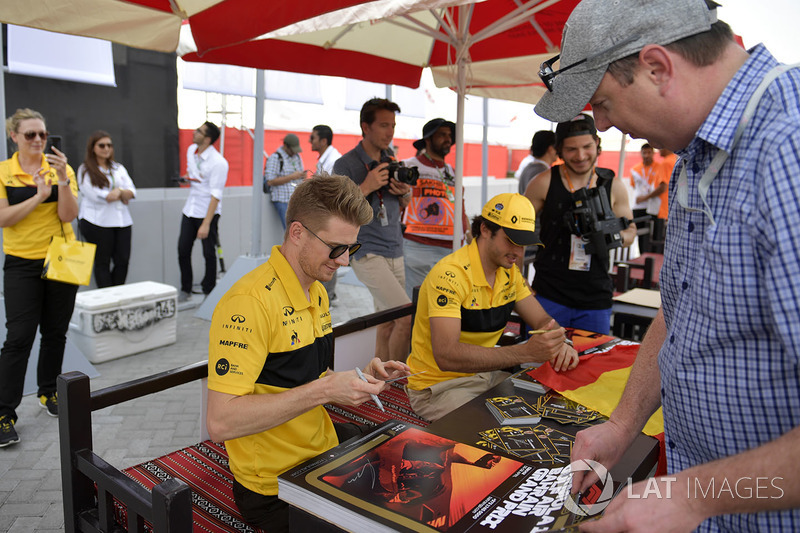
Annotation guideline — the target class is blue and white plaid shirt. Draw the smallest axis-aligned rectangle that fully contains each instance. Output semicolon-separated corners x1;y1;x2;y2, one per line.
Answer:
661;45;800;532
265;146;303;203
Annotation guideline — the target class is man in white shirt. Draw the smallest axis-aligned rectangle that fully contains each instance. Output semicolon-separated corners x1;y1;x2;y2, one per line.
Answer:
310;125;341;175
178;121;229;302
310;124;343;301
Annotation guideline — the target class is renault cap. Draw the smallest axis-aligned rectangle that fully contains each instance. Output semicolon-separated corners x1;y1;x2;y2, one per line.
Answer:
481;193;539;246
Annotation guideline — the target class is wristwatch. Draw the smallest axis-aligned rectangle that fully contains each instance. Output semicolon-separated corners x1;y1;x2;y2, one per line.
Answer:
401;191;412;199
58;178;71;187
564;338;574;347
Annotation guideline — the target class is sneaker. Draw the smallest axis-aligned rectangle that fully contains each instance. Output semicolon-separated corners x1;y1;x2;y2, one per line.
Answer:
0;416;19;447
39;393;58;417
178;291;193;303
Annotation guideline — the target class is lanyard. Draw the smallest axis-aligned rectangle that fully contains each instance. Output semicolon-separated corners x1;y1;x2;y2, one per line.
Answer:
420;152;454;184
102;166;115;189
676;62;800;226
562;165;597;193
641;164;656;184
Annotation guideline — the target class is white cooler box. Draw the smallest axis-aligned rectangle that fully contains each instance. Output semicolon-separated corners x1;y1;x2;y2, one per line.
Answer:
68;281;178;363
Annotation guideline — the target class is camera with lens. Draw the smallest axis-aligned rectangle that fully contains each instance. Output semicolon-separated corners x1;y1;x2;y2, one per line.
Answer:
369;157;420;186
562;172;647;264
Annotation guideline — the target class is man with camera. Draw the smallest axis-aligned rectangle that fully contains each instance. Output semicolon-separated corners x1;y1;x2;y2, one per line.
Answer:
333;98;412;361
401;118;470;298
405;193;578;421
524;114;635;334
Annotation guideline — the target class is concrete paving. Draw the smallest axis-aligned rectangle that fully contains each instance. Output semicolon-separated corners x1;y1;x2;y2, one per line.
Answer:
0;270;376;532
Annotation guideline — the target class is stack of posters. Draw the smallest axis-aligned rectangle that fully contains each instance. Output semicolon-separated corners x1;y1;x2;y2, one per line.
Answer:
278;420;593;532
485;395;542;425
485;394;606;428
476;425;574;464
509;369;551;394
536;394;606;426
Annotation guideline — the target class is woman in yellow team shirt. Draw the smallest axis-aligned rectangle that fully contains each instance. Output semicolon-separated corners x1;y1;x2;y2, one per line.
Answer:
0;108;79;448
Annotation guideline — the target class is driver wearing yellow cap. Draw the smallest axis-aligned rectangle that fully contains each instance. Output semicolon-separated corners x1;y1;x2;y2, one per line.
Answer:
406;193;578;421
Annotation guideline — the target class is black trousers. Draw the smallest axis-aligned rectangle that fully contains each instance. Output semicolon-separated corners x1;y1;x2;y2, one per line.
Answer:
79;219;132;288
232;423;367;532
0;255;78;421
177;214;219;295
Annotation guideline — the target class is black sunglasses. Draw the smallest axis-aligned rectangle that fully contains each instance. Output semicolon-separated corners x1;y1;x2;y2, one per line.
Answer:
539;34;641;92
22;131;49;141
298;221;361;259
96;142;113;148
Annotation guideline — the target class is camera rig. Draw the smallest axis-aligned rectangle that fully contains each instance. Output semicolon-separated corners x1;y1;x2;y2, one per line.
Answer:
562;171;649;264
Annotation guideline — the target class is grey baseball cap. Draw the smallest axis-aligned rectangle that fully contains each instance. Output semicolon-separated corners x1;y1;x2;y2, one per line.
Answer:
535;0;719;123
283;133;302;153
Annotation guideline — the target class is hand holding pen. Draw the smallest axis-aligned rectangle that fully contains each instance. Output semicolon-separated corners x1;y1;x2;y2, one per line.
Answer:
355;367;385;412
355;357;415;412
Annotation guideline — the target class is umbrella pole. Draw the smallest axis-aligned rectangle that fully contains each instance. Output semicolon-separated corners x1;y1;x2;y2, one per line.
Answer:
453;11;468;251
0;36;6;160
453;62;466;251
251;70;265;257
481;97;489;207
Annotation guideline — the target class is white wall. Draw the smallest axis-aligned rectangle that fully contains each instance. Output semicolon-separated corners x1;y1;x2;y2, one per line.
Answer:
0;178;518;294
124;187;285;289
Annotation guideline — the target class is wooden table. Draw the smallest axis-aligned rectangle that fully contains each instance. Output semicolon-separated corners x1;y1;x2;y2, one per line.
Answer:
612;288;661;341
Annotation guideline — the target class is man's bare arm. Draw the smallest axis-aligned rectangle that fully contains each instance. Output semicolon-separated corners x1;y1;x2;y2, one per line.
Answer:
430;315;564;373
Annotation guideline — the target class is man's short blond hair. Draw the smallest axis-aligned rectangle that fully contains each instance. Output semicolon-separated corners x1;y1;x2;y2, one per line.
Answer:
286;174;373;235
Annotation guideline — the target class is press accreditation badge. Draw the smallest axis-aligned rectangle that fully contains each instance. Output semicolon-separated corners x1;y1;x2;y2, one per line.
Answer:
378;203;389;227
569;235;591;271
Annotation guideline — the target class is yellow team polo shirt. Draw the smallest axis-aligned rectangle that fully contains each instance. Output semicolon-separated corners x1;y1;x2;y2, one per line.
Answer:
0;153;78;259
207;245;337;496
407;239;532;391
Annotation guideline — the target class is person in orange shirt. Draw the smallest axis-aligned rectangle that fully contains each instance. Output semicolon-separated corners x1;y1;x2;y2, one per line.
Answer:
629;143;662;251
652;148;679;242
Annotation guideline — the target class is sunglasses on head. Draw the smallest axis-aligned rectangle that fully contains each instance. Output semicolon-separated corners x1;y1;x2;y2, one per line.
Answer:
96;142;113;148
297;221;361;259
538;34;641;92
22;131;49;141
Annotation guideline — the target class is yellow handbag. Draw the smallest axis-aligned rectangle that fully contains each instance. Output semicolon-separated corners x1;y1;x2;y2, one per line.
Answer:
42;224;96;286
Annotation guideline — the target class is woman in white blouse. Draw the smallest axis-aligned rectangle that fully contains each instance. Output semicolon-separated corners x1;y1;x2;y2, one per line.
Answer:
78;131;136;288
